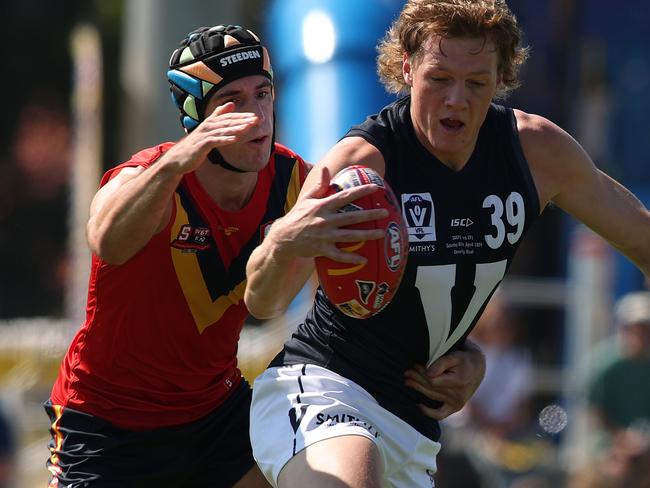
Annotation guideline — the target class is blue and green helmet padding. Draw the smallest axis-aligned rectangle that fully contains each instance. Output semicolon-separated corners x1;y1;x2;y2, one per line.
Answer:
168;25;274;133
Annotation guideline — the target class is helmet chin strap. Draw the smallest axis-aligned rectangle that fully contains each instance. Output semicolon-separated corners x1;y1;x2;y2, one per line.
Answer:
207;149;248;173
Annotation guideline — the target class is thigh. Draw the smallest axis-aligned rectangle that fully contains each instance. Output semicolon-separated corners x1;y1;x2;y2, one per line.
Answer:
251;365;441;488
251;365;386;487
278;435;382;488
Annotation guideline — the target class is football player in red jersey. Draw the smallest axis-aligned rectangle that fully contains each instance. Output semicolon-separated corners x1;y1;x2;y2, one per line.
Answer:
44;22;486;488
245;1;650;487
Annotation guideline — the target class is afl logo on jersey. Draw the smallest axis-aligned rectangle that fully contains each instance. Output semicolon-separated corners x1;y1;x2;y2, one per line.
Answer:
401;193;436;243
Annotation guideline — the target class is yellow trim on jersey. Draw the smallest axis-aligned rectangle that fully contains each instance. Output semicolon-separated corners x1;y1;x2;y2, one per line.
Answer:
48;404;64;469
284;162;303;213
170;193;246;334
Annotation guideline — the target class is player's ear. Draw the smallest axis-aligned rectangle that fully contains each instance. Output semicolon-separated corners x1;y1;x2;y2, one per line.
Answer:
496;73;504;90
403;53;413;87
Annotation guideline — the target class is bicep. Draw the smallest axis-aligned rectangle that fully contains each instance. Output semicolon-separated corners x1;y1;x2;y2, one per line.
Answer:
89;166;145;219
88;165;173;235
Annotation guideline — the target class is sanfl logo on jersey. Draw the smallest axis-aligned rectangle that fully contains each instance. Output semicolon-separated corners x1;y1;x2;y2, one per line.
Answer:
170;225;211;252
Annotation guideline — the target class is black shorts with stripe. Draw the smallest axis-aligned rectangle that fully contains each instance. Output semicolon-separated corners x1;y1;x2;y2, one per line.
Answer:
44;379;254;488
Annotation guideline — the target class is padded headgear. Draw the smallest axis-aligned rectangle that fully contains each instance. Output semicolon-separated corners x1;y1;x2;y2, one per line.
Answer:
168;24;274;133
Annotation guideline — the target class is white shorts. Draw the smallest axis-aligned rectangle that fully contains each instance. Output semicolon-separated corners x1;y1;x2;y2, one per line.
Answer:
250;364;441;487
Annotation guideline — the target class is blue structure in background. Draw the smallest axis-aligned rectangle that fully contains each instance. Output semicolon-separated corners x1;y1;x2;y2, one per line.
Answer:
576;0;650;297
266;0;402;163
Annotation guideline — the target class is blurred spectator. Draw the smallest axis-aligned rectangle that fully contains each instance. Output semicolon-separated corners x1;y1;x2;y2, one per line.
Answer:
468;294;534;438
0;405;16;488
0;98;70;318
569;426;650;488
585;291;650;454
567;291;650;488
437;294;560;488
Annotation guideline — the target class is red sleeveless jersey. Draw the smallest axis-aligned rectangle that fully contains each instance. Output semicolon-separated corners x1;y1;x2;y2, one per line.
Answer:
51;142;307;430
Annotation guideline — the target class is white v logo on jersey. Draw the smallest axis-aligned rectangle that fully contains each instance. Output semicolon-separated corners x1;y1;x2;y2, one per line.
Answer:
409;206;427;227
415;259;508;365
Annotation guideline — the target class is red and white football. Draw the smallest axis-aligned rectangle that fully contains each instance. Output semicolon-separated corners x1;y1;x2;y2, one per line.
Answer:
315;165;408;319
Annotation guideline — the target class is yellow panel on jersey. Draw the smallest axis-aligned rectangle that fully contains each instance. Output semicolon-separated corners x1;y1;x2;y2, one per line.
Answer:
170;193;246;334
284;161;303;213
47;404;64;473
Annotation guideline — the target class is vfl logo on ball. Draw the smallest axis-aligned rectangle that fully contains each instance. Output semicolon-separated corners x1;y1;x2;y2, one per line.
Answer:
401;193;436;243
384;222;403;272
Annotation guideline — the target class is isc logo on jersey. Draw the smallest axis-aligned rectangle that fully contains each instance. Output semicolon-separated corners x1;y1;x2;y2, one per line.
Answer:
451;218;474;228
401;193;436;243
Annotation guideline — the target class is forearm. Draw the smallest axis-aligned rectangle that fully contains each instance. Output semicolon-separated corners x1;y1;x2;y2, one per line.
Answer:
245;234;314;319
88;162;183;264
613;211;650;277
588;176;650;277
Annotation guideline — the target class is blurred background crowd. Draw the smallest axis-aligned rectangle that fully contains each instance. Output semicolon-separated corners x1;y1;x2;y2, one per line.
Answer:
0;1;649;486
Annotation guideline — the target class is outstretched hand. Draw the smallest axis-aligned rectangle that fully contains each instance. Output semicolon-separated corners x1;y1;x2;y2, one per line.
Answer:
160;102;260;175
265;164;389;264
405;343;486;420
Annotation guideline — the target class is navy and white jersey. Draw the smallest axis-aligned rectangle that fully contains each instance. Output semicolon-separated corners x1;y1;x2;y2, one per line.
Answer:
272;96;540;441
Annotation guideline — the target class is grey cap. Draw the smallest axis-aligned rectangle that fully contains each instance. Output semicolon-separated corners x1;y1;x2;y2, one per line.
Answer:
615;291;650;327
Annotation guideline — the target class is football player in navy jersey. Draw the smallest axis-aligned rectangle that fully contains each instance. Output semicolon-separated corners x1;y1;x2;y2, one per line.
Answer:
245;0;650;487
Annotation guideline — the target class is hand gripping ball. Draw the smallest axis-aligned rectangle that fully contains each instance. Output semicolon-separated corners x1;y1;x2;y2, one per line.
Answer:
315;165;408;319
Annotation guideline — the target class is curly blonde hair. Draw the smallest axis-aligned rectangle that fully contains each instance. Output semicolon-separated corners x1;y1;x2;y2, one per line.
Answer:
377;0;529;97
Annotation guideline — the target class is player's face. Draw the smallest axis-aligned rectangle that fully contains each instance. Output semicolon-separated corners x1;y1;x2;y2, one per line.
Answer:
404;35;500;169
204;75;274;171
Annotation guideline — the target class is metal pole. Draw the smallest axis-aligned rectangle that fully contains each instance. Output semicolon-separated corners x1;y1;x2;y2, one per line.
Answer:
67;24;103;328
